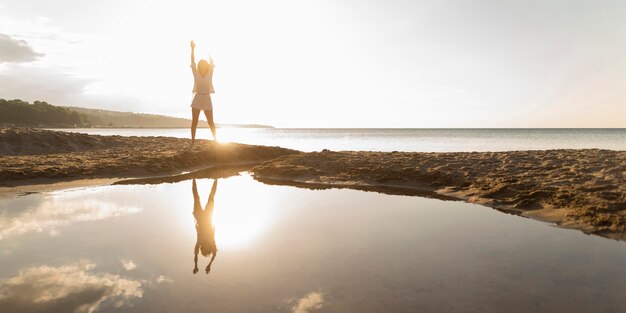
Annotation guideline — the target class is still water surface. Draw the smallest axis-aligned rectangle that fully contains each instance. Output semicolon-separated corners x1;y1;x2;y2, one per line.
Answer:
49;128;626;152
0;175;625;312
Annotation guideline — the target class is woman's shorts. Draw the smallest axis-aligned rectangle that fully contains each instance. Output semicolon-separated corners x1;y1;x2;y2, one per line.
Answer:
191;93;213;110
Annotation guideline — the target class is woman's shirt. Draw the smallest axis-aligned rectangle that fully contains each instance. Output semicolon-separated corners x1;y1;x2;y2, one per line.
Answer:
191;62;215;94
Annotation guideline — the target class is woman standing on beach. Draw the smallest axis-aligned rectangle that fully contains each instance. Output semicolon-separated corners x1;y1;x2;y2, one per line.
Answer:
189;40;216;144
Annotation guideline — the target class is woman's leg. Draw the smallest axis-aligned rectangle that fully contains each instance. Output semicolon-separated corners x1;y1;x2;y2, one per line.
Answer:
191;108;201;144
203;110;217;141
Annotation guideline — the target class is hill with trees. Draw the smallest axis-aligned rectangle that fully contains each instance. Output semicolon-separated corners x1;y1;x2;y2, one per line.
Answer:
0;99;272;128
0;99;90;127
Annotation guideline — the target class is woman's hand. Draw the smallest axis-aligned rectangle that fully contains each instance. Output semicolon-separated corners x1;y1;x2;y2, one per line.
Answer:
190;40;196;49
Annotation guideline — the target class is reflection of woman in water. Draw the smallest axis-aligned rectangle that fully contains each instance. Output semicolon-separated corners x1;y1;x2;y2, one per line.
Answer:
192;178;218;274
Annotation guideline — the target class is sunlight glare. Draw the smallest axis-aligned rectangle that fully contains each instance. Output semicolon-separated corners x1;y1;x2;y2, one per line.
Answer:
210;176;274;249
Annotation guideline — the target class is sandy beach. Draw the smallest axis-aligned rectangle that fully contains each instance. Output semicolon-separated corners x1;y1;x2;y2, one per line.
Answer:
1;128;624;239
0;127;297;186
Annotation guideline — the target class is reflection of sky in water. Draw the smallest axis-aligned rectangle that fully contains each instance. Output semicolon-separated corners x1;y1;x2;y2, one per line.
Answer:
0;189;141;241
0;260;143;313
0;175;625;312
292;292;324;313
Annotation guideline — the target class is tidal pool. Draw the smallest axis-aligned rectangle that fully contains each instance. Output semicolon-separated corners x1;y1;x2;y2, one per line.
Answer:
0;175;625;313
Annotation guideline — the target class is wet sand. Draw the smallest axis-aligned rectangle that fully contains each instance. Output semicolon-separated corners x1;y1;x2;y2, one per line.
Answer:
252;149;625;240
1;128;624;239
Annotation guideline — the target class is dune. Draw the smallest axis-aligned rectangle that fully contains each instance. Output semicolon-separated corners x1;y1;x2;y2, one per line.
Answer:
252;149;626;240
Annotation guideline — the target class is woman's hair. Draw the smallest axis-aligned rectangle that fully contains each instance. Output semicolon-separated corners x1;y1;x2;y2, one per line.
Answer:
200;244;213;257
198;59;210;76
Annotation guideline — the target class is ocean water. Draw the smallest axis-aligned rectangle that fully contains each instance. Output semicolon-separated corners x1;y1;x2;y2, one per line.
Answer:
0;175;625;313
49;128;626;152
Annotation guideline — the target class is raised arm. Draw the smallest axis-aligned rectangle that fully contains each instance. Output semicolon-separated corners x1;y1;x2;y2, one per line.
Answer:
192;179;201;212
190;40;196;65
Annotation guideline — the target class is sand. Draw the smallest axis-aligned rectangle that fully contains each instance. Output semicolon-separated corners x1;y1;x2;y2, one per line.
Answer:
1;128;624;240
0;127;298;186
252;149;626;240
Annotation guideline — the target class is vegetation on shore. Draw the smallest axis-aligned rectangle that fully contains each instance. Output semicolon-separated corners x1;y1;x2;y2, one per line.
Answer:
0;99;272;128
0;99;90;127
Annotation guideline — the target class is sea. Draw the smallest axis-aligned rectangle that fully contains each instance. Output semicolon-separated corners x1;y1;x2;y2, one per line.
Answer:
48;128;626;152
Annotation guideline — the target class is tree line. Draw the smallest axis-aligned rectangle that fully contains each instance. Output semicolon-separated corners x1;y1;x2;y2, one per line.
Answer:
0;99;91;127
0;98;272;128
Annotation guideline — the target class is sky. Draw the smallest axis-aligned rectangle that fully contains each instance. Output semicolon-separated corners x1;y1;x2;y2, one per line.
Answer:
0;0;625;127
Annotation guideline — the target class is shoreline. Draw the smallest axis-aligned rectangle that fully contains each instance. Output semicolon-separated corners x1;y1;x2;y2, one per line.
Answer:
1;128;624;240
252;149;625;240
253;175;625;241
0;162;259;197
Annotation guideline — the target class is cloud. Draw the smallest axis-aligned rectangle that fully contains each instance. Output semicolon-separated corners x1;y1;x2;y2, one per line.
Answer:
0;14;146;112
154;276;173;284
0;33;43;63
0;189;141;241
0;64;142;110
0;260;143;313
0;64;90;103
120;260;137;271
292;292;324;313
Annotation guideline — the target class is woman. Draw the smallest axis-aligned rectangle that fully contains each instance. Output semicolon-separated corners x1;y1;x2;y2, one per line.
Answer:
189;40;216;144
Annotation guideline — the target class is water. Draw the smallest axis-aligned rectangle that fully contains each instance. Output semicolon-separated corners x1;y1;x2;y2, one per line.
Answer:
0;175;625;313
48;128;626;152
